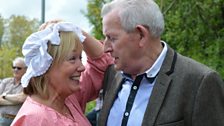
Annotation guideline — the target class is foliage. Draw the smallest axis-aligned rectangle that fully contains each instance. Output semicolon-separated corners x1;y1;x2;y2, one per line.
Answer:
84;0;111;40
7;15;39;53
159;0;224;77
0;15;39;78
0;15;4;48
84;0;224;78
0;44;19;78
85;100;96;114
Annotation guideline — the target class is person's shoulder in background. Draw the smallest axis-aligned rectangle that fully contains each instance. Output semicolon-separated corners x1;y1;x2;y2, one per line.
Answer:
0;77;14;84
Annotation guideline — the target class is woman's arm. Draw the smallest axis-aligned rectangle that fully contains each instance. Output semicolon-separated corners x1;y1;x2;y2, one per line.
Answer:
82;31;104;59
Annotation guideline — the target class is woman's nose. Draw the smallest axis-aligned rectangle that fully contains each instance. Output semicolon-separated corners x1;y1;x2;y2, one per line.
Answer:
77;62;85;72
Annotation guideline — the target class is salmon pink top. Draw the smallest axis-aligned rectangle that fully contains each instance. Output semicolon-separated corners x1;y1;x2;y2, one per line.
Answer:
11;53;113;126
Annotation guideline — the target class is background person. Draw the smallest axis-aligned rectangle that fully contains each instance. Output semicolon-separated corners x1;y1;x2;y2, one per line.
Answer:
86;89;103;126
0;57;27;126
98;0;224;126
11;21;113;126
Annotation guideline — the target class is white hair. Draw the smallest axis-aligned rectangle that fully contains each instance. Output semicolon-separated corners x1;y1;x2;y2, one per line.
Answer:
101;0;164;38
13;57;26;67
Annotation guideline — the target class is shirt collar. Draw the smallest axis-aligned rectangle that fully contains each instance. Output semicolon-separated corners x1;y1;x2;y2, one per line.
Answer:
145;41;167;78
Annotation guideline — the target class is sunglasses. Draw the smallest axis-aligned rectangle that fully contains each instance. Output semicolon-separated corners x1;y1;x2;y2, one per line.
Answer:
12;66;23;70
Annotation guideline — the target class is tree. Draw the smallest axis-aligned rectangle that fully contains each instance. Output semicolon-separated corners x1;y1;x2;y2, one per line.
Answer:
0;44;18;77
7;15;39;54
0;15;4;48
159;0;224;77
0;15;39;78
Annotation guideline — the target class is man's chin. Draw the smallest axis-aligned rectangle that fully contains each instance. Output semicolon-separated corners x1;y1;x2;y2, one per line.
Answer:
114;64;121;71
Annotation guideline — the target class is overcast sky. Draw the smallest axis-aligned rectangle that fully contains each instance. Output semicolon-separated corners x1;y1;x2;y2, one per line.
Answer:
0;0;92;32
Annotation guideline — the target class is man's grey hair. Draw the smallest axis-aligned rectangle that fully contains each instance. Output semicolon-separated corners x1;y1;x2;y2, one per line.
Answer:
101;0;164;38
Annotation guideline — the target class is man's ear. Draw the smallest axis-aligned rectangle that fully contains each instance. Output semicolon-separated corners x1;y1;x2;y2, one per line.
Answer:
135;25;149;47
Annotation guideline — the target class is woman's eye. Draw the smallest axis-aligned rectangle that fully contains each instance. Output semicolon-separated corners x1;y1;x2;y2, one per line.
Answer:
68;55;82;62
68;56;76;61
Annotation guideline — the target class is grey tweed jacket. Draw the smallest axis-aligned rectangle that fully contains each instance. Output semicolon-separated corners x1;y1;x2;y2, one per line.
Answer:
98;46;224;126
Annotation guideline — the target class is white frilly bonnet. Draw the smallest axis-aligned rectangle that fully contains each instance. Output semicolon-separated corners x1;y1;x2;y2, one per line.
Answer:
21;22;86;87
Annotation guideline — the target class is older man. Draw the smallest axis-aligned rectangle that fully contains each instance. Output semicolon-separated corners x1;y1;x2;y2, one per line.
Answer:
0;57;27;126
98;0;224;126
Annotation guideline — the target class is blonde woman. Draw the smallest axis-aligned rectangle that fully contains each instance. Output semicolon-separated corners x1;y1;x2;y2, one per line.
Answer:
11;22;113;126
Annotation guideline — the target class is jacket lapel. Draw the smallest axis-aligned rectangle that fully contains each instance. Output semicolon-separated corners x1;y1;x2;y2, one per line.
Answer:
142;46;177;126
98;71;123;126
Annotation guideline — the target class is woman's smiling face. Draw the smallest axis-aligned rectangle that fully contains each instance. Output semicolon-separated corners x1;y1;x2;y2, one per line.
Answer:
47;49;85;97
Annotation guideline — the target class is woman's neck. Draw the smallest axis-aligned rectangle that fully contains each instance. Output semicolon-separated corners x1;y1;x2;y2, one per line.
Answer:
31;93;70;116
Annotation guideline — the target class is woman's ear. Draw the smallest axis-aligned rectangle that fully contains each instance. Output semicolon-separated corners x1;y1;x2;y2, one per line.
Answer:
135;25;149;47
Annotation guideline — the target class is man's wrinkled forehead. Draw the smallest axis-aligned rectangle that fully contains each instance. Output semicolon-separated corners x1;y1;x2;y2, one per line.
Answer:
102;10;121;33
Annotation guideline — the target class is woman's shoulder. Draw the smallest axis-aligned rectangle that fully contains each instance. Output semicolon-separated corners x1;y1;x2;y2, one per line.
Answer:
17;97;50;116
12;97;54;125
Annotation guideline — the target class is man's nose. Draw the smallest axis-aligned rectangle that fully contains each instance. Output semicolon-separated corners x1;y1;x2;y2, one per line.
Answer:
104;40;112;53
